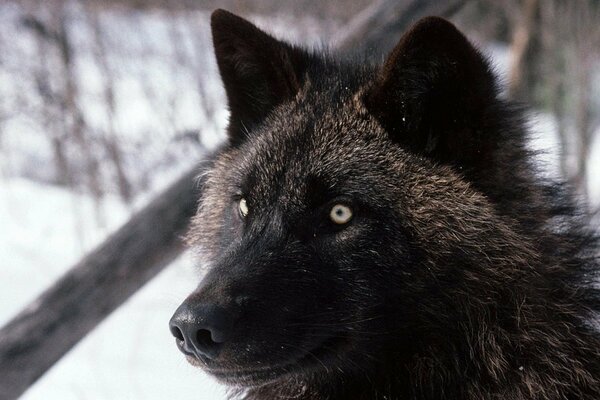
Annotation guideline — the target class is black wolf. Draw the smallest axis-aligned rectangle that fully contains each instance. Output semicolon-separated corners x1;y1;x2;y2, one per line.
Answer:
169;9;600;400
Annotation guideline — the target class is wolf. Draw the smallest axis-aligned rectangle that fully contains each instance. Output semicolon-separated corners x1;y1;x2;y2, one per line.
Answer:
169;9;600;400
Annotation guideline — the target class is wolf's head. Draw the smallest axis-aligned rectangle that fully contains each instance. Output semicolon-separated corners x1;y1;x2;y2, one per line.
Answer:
170;9;538;393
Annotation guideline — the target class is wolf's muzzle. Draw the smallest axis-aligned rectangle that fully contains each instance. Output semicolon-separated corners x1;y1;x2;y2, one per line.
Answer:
169;302;235;360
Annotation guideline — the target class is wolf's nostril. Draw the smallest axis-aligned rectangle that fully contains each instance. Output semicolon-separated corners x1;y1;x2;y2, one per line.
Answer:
197;329;214;346
170;326;184;342
189;328;223;359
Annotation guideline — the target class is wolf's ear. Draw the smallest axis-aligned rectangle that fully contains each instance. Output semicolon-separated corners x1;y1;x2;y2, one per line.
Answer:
211;9;310;146
364;17;498;167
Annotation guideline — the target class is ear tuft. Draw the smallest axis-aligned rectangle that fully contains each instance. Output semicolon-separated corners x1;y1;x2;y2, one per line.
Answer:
365;16;498;167
211;10;310;147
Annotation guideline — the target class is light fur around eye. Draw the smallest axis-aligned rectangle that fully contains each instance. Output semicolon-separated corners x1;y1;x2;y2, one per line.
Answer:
330;204;352;225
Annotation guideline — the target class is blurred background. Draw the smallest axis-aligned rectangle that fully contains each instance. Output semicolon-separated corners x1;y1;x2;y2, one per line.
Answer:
0;0;598;399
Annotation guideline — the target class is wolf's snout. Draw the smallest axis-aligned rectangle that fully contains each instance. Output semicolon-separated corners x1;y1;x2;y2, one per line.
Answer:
169;302;234;360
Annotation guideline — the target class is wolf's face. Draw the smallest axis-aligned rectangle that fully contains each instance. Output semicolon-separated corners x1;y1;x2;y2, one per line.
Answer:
171;10;507;389
179;90;419;387
184;91;423;386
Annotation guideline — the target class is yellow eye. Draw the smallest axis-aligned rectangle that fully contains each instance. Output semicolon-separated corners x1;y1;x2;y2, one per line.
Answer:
239;198;249;218
329;204;352;225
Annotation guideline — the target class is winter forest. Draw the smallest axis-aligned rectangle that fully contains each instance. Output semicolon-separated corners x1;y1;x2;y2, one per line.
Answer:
0;0;599;399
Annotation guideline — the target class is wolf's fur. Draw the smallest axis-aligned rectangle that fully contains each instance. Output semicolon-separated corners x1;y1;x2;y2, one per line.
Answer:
180;10;600;400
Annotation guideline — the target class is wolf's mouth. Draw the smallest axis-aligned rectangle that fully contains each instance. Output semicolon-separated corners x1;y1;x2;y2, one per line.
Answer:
200;335;348;387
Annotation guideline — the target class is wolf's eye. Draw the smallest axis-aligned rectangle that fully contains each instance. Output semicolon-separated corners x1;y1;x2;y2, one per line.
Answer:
238;198;249;218
329;204;352;225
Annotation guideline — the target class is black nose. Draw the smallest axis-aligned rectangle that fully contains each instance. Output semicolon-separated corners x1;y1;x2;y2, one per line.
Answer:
169;303;234;360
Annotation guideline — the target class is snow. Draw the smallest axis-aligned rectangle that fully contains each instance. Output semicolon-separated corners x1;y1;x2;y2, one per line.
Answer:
526;111;562;180
0;178;128;327
588;128;600;210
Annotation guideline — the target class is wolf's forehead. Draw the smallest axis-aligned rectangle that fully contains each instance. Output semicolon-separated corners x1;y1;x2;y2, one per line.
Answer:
243;130;334;203
240;105;389;204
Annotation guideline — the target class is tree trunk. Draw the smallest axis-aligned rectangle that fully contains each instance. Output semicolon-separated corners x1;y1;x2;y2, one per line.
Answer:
87;6;133;203
507;0;540;102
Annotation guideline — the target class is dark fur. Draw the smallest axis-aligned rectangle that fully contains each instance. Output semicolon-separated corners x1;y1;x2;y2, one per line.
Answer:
178;9;600;399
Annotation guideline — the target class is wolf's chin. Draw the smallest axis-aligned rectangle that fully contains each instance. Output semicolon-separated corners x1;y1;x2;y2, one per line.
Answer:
201;335;349;387
209;366;290;387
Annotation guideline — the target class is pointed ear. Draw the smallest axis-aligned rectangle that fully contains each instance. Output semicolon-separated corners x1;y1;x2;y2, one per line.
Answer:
364;17;498;167
211;9;310;146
